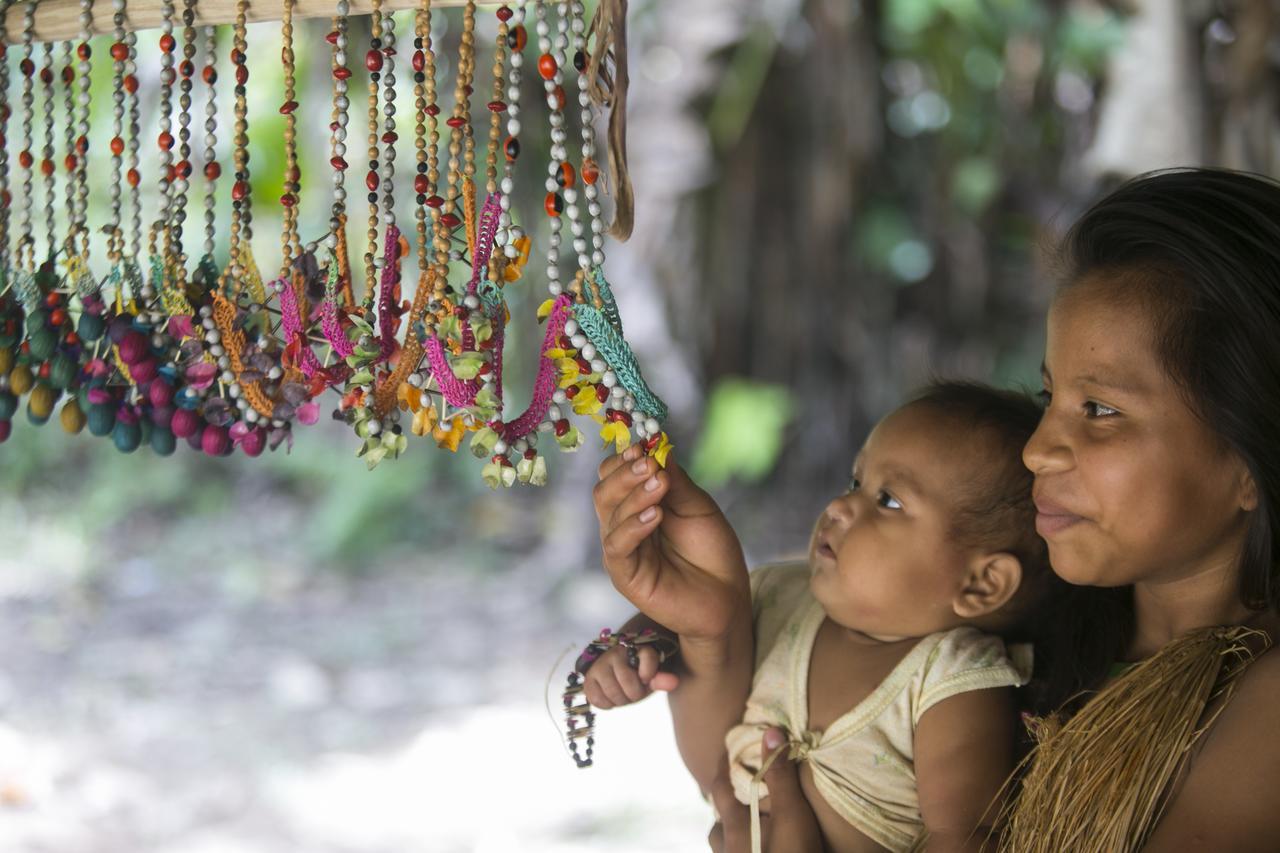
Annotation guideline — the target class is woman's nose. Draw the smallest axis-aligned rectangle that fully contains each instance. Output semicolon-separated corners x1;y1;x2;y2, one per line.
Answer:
1022;412;1072;475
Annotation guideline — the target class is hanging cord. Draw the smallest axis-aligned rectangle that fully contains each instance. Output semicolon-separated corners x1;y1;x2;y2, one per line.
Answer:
584;0;632;241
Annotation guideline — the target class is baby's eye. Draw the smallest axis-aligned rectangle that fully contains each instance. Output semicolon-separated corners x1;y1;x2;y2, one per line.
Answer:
1084;401;1118;418
877;491;902;510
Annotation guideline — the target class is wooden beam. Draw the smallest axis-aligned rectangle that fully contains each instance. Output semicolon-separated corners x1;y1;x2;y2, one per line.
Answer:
4;0;496;43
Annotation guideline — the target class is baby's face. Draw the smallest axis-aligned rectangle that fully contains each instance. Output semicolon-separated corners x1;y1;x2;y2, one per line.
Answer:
808;403;977;640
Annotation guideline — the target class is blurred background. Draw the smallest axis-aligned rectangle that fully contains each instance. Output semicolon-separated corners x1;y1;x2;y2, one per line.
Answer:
2;0;1276;849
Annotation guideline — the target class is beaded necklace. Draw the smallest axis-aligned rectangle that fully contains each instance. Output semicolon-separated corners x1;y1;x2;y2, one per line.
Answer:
14;0;38;295
196;23;220;293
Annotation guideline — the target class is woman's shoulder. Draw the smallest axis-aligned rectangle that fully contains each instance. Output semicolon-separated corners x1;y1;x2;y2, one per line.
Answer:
1141;642;1280;850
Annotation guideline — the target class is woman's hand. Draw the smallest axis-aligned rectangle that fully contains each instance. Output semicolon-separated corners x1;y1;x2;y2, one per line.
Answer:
593;447;750;642
708;728;824;853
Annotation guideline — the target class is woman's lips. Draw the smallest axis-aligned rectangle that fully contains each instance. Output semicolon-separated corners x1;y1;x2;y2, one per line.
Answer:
1034;496;1086;537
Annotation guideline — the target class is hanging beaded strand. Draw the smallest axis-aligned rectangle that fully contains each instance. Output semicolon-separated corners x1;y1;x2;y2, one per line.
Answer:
104;0;126;271
200;24;218;277
411;0;436;286
66;0;92;274
0;12;11;283
438;0;476;274
276;0;300;281
220;0;251;299
38;40;57;265
363;0;385;300
483;4;511;289
535;0;566;299
123;23;142;275
15;1;40;286
153;0;177;269
496;0;526;261
171;0;199;288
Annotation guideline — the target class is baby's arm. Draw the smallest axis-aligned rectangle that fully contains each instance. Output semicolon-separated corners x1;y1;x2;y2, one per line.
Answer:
581;612;679;709
591;447;755;793
913;686;1019;852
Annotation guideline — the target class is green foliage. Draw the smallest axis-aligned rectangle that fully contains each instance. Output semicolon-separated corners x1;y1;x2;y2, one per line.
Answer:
689;378;793;488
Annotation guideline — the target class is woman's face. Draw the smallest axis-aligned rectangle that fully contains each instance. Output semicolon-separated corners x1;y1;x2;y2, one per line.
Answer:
1023;275;1255;589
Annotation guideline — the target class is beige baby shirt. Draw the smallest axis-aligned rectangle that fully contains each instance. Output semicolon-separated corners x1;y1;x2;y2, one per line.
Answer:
725;563;1032;851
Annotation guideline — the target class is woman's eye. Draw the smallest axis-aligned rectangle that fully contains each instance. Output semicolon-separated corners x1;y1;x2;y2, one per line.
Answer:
1084;401;1118;418
877;491;902;510
846;477;860;494
1037;388;1051;406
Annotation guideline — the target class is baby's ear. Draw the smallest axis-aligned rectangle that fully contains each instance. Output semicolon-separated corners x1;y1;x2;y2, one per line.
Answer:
952;552;1022;619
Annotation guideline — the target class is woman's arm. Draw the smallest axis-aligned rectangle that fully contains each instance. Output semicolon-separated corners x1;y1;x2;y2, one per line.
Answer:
1141;651;1280;851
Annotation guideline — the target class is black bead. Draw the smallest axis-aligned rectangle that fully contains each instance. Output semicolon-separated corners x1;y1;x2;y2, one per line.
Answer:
573;50;587;72
413;72;424;83
369;160;378;170
414;37;423;48
367;192;377;203
416;194;426;204
417;162;428;173
370;38;381;48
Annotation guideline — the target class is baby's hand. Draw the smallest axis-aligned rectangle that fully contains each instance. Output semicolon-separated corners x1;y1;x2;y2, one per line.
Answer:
582;645;680;709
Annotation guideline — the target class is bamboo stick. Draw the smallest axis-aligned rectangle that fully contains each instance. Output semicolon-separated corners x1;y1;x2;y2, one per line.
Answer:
4;0;494;43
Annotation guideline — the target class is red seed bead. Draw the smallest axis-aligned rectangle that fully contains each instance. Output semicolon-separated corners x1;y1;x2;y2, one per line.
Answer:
545;192;563;217
61;66;74;84
381;131;398;144
50;308;67;326
126;169;140;187
180;60;194;78
365;49;383;72
158;131;174;150
412;50;425;73
18;150;32;168
19;58;33;76
230;48;245;65
38;362;51;379
333;66;352;80
487;100;507;113
508;25;527;51
325;30;339;45
645;434;661;451
556;162;576;188
63;154;76;171
582;158;600;185
231;180;249;201
576;357;591;373
204;161;221;180
538;54;558;81
279;100;298;114
45;292;61;307
123;75;138;93
425;104;440;117
595;384;610;403
108;137;123;156
446;116;466;128
365;171;379;192
330;156;348;171
64;331;79;346
75;135;87;154
235;65;248;85
280;193;296;207
177;160;192;178
77;43;90;61
554;419;570;437
202;65;216;84
159;33;176;53
425;195;444;208
414;174;430;195
110;42;128;62
440;212;461;229
39;68;52;85
496;5;513;21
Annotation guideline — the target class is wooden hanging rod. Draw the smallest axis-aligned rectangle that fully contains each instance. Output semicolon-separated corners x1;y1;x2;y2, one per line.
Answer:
4;0;499;43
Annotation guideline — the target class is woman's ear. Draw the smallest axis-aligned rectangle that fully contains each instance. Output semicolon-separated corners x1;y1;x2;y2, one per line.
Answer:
1238;465;1259;513
953;553;1023;619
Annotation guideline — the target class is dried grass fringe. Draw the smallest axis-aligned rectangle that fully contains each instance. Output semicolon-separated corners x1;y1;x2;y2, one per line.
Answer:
997;626;1269;853
585;0;634;241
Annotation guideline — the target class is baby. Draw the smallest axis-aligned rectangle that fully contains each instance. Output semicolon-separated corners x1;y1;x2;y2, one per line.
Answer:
585;382;1050;852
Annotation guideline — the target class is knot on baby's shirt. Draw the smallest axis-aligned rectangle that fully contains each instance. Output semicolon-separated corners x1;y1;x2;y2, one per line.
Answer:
788;729;822;762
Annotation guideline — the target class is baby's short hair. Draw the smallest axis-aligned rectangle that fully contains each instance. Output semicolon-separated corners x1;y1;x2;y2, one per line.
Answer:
907;381;1049;592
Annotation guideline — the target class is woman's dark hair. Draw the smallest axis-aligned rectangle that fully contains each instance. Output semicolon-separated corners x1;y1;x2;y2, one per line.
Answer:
1043;167;1280;708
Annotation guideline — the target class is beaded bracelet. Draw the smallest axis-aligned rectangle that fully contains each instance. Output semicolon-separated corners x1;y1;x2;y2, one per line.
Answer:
562;626;679;768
